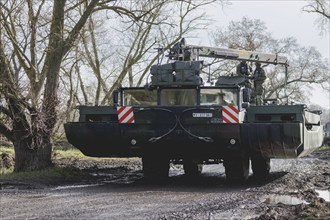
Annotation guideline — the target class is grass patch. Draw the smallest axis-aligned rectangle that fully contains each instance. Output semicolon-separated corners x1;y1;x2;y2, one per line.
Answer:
52;147;115;161
0;146;91;183
0;145;87;160
0;146;15;174
0;167;14;175
0;166;89;184
52;148;86;159
319;145;330;150
0;146;114;183
0;146;14;155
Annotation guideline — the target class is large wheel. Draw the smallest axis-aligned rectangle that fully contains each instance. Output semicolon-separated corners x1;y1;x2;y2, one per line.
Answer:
183;158;203;177
251;156;270;179
224;155;250;183
142;151;170;181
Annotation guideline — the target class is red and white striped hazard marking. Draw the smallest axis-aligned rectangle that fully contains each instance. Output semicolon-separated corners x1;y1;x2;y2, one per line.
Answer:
117;106;135;123
222;106;239;123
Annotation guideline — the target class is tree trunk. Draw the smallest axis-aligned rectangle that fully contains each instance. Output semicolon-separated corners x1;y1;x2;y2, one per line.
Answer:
1;0;101;172
14;140;52;172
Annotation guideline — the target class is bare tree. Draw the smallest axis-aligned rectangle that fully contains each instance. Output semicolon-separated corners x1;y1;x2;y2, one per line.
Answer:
0;0;150;172
266;45;329;104
303;0;330;35
211;17;329;105
64;0;218;106
0;0;102;171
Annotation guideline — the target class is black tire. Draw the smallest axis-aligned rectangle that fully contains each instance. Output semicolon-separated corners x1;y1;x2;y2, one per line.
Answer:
183;158;203;177
224;155;250;183
251;156;270;179
142;152;170;181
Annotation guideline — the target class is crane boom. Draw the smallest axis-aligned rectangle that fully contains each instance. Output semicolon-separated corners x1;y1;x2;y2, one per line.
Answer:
187;45;289;66
168;38;289;66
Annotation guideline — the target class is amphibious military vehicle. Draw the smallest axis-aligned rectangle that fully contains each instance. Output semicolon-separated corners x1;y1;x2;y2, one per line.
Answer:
64;39;323;182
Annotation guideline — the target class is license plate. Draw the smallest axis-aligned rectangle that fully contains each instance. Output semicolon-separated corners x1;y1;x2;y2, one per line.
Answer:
192;113;213;118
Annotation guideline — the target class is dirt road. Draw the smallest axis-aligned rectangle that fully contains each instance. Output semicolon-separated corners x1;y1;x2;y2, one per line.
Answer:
1;149;329;219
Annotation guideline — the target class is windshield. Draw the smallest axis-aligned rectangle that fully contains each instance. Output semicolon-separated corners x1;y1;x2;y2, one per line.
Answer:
122;89;157;106
160;89;197;106
200;88;238;106
121;87;238;106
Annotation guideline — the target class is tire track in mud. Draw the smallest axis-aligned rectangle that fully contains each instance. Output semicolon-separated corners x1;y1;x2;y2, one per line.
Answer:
158;191;266;220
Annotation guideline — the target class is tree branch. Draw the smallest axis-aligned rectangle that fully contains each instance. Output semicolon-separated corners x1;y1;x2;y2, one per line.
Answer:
62;0;100;55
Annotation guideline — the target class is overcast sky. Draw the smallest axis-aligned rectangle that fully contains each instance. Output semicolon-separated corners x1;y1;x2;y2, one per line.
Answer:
197;0;329;109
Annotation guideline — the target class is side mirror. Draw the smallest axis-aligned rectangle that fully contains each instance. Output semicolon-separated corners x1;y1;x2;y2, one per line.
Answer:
113;90;119;107
242;88;250;103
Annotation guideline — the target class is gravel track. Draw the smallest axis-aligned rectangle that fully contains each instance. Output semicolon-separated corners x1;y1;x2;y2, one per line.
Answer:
0;149;329;219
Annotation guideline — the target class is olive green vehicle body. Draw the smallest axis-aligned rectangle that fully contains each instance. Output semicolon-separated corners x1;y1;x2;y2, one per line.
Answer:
64;88;323;160
64;39;324;180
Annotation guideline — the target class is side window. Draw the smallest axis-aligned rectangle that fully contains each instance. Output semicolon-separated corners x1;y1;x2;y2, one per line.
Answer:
200;89;238;106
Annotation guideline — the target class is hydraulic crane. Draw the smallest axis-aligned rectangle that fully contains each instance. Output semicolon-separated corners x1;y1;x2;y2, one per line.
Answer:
168;38;289;66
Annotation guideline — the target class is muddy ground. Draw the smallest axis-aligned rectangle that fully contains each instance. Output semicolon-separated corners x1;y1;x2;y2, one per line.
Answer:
0;149;329;219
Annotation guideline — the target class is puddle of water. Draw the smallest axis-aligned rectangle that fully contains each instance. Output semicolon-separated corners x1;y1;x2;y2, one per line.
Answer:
315;190;330;202
51;183;104;190
90;172;115;177
264;195;309;205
